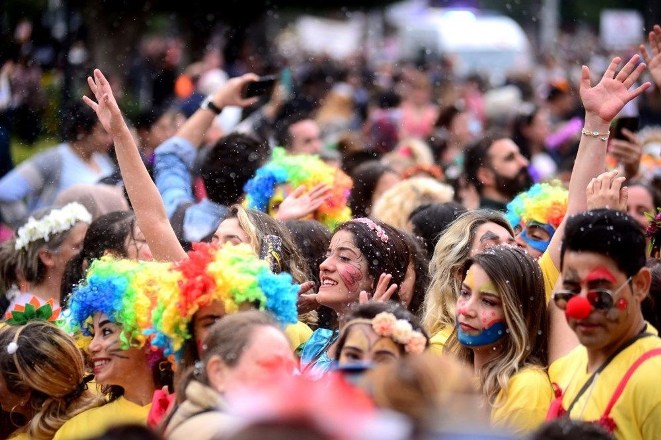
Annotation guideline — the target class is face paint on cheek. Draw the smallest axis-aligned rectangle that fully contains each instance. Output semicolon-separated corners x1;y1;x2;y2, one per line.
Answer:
616;298;628;310
480;312;493;325
456;321;507;347
604;297;630;321
339;264;363;290
107;340;130;359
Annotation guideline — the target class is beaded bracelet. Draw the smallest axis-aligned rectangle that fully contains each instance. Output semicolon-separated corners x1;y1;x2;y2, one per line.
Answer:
581;127;610;142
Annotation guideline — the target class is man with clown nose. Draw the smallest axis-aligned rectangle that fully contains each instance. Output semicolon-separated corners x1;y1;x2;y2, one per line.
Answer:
548;209;661;439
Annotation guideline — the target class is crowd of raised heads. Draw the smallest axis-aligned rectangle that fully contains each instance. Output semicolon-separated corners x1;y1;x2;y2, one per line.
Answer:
1;22;661;440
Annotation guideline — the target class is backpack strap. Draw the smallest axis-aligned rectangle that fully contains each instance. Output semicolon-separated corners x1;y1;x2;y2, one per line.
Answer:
602;347;661;419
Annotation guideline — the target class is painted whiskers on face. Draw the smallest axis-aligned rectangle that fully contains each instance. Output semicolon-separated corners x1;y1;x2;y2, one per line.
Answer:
90;318;130;378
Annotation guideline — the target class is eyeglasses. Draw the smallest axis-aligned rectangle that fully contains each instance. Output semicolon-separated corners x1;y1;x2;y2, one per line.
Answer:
553;277;632;311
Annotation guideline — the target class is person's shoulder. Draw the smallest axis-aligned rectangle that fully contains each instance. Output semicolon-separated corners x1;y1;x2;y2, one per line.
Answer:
21;143;65;164
549;345;586;378
508;366;552;395
56;397;151;439
284;321;313;349
429;326;453;354
301;328;335;358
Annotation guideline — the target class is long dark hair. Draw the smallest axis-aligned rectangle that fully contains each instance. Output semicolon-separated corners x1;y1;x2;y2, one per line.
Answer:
60;211;137;304
334;219;410;304
347;161;397;217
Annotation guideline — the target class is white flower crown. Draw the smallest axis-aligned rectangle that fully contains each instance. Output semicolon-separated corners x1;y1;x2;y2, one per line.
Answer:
15;202;92;251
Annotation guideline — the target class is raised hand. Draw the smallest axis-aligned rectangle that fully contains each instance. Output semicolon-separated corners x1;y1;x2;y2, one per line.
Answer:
640;24;661;87
275;184;331;221
580;55;651;124
297;280;318;315
586;169;627;212
359;273;398;304
211;73;261;109
82;69;125;135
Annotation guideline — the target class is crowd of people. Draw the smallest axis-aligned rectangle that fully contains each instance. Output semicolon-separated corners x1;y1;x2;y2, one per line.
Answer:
0;16;661;440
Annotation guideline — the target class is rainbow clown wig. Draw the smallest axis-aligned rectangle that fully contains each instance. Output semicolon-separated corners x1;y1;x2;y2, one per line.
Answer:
150;242;299;358
505;181;568;254
243;147;353;230
62;257;178;349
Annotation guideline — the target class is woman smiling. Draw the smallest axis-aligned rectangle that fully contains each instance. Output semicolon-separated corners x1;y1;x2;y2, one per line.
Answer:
300;218;410;378
54;257;175;439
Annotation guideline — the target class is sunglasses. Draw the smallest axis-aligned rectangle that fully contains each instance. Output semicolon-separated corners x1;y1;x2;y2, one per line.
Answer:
553;277;632;311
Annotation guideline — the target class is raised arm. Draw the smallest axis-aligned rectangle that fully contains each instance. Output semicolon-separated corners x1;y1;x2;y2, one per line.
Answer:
546;55;651;270
641;24;661;87
546;56;651;362
84;69;188;262
176;73;259;147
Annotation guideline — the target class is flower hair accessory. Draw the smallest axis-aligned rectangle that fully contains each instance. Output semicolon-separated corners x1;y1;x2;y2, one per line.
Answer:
15;202;92;251
5;297;61;325
352;218;389;243
7;341;19;355
645;207;661;258
349;312;427;354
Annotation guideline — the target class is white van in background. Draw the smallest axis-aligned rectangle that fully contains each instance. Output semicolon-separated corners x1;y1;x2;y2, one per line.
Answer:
395;8;533;86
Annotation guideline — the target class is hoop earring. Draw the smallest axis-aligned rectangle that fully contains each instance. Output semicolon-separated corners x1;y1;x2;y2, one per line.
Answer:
9;404;25;428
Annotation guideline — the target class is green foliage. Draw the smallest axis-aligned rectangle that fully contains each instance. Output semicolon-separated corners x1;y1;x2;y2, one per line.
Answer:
11;136;56;166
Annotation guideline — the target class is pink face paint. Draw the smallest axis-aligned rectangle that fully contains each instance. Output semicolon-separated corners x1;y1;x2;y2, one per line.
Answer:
482;319;504;329
585;267;617;284
457;307;468;316
339;264;363;290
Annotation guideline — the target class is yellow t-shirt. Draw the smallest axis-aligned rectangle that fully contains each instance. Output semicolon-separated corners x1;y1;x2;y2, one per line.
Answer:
8;432;28;440
428;326;454;354
284;321;313;351
490;366;553;435
549;331;661;440
53;397;151;440
538;251;559;304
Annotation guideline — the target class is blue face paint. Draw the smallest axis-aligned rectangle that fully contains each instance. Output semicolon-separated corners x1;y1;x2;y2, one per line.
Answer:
519;222;555;253
457;321;507;347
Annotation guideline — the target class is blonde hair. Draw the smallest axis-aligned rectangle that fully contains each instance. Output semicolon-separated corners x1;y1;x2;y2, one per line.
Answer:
365;352;485;431
381;138;435;176
229;205;309;284
421;210;513;335
228;205;315;326
444;246;548;405
371;177;454;231
0;322;103;439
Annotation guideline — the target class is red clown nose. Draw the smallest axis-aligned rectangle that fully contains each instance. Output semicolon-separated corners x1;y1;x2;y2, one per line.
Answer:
565;296;592;320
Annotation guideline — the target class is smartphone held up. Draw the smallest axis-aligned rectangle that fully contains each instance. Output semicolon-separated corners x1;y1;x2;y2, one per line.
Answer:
242;75;277;99
612;116;639;141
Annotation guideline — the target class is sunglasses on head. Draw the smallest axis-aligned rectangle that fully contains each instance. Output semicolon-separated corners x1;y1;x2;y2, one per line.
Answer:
553;277;632;311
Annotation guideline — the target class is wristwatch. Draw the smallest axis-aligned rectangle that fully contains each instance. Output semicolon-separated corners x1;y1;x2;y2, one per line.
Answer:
200;95;223;115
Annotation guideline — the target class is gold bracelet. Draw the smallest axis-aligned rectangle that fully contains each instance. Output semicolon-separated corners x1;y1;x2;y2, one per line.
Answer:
581;127;610;142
